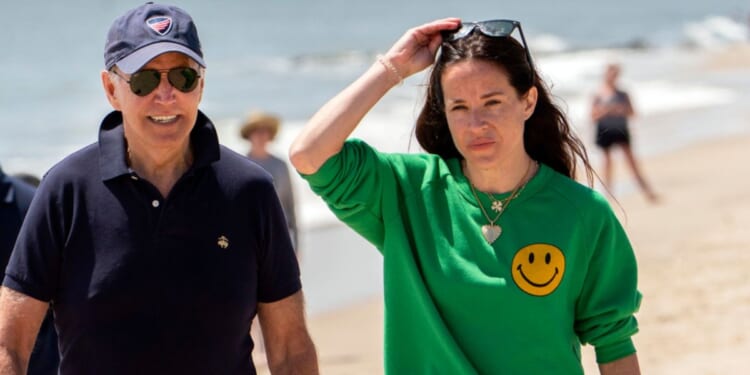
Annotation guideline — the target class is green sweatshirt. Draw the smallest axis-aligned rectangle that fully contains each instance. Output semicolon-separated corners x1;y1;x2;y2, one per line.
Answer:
302;139;641;374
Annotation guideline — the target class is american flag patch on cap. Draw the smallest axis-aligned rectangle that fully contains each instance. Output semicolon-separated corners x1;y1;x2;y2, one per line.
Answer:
147;16;173;36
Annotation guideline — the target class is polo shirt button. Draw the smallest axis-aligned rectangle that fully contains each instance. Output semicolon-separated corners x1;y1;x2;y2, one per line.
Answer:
130;175;139;180
152;200;160;208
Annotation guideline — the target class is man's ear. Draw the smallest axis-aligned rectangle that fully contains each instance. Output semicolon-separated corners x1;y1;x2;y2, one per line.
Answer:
197;70;205;102
101;70;121;110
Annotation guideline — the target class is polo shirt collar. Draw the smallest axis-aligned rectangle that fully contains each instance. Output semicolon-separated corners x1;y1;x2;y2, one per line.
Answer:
98;110;221;181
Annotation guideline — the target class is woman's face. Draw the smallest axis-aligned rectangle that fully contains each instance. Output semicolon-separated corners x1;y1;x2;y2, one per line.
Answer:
441;59;537;169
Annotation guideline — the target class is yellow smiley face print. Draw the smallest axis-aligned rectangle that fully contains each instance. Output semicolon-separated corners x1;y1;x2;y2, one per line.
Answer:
511;244;565;296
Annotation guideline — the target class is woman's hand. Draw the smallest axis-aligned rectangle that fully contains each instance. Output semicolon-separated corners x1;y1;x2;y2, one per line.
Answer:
382;18;462;79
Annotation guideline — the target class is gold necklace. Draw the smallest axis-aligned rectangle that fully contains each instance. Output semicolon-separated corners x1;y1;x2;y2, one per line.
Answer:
486;190;514;213
468;160;534;244
485;177;534;212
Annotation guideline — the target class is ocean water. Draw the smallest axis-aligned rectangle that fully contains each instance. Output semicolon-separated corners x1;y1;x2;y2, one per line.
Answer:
1;0;748;174
2;1;750;313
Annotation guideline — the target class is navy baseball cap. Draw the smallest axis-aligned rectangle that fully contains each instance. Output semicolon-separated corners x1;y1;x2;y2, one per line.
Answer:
104;2;206;74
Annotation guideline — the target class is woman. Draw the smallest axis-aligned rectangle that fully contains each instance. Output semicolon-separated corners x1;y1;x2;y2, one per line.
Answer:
290;18;641;374
591;63;658;202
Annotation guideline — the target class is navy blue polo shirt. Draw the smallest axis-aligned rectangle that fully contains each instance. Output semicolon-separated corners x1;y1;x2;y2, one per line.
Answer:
1;170;60;375
4;111;301;375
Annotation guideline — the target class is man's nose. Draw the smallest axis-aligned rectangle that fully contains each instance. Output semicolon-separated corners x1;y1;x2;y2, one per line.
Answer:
153;71;176;102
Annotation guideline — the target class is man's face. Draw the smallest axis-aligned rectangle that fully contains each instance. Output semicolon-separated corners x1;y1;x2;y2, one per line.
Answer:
102;52;204;153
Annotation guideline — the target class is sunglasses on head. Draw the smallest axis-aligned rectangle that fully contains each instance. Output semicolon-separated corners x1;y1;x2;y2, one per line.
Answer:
112;67;201;96
441;19;535;75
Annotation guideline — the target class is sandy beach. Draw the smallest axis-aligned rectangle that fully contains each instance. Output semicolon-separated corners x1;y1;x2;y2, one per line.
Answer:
251;45;750;374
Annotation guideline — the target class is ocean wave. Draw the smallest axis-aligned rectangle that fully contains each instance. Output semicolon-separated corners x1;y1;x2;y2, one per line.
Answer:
683;16;749;48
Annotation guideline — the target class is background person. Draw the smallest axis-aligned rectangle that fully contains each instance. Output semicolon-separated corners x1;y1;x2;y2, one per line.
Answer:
290;18;641;374
591;63;658;202
0;167;59;374
0;3;317;374
241;111;299;252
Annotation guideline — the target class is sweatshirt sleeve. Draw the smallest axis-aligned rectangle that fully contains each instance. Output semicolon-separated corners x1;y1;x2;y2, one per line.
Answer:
574;196;642;364
300;139;389;249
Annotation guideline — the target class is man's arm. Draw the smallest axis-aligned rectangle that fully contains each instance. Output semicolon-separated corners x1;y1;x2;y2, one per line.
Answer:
0;286;49;375
599;353;640;375
256;290;318;374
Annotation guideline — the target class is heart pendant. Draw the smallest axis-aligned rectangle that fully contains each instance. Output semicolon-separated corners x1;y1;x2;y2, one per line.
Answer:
481;224;502;244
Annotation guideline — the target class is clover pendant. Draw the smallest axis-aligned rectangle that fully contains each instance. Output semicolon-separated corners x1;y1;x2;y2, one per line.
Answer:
491;200;503;213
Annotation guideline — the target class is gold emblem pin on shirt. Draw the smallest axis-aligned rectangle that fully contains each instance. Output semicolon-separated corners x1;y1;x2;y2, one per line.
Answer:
217;235;229;249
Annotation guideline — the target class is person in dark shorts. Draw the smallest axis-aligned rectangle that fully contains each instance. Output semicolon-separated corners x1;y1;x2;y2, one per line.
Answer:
0;3;317;374
591;63;658;202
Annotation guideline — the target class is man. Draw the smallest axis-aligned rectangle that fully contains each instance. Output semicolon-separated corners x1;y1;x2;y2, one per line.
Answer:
0;168;59;374
0;3;317;374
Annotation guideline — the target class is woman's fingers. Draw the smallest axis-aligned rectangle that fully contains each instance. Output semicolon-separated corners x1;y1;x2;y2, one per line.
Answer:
387;18;461;77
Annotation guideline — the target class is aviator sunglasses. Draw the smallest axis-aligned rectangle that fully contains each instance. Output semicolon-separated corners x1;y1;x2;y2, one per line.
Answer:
112;67;201;96
441;19;535;74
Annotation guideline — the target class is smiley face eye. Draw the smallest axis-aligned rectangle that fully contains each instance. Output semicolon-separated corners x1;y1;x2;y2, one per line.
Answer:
528;252;535;263
545;252;551;264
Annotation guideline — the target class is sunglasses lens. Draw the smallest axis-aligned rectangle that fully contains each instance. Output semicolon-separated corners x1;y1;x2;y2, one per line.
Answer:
478;20;516;37
168;68;200;93
127;68;200;96
129;70;161;96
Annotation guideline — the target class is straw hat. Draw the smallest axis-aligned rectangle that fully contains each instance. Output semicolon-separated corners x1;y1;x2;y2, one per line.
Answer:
240;111;280;140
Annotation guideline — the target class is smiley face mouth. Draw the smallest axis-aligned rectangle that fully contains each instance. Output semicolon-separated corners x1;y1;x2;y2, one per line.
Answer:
516;265;559;288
